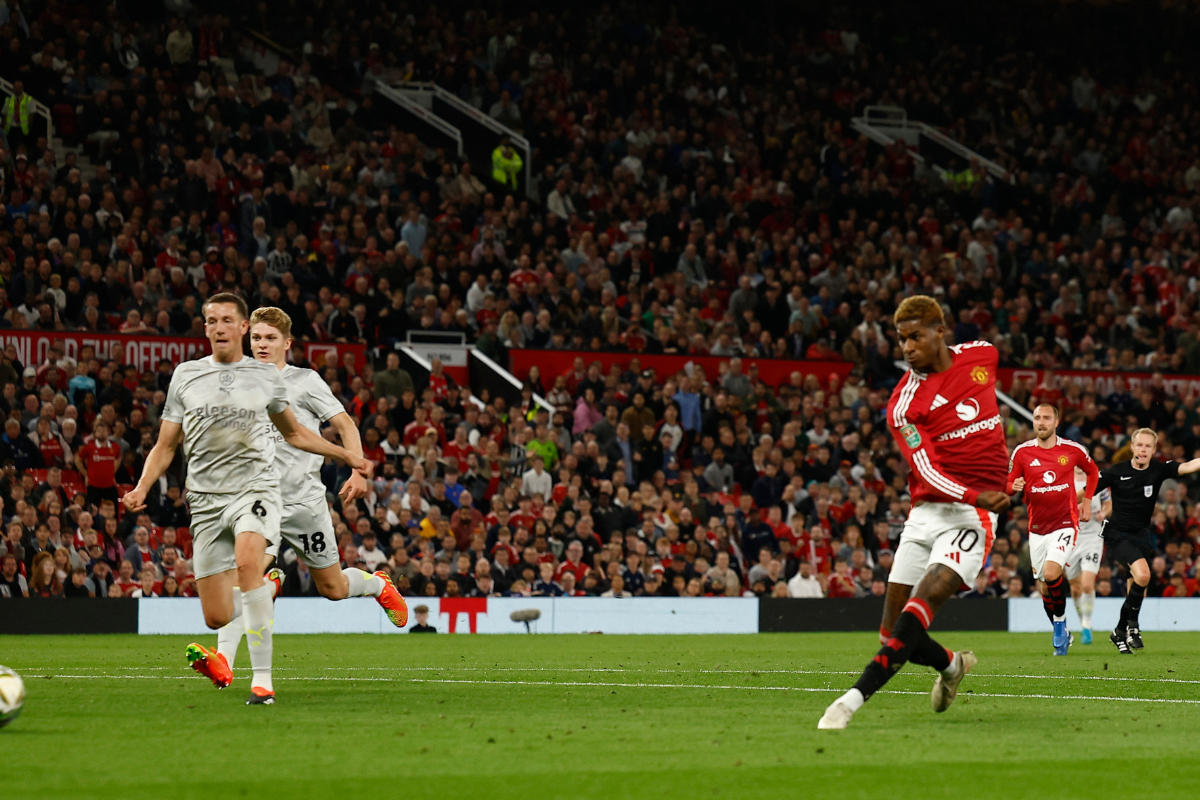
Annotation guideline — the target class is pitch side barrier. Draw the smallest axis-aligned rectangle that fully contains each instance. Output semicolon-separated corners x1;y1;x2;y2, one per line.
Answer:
3;598;1197;635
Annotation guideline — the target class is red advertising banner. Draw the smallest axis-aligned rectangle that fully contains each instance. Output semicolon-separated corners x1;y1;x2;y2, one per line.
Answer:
0;330;365;374
508;350;855;389
997;368;1200;399
510;351;1200;400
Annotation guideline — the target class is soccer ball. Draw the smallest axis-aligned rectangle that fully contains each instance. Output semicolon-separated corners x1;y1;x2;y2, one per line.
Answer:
0;666;25;728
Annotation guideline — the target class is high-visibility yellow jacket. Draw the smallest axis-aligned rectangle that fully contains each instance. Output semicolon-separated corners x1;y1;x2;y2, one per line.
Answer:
491;146;523;189
3;94;31;135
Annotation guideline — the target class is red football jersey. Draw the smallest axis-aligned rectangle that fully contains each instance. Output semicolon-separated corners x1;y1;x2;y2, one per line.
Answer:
888;341;1008;505
443;441;475;473
1007;437;1099;535
79;440;120;488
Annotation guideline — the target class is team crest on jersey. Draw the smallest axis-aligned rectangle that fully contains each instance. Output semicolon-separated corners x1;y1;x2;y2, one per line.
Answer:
219;372;235;387
900;424;921;449
970;366;988;384
1144;485;1153;497
1057;455;1068;465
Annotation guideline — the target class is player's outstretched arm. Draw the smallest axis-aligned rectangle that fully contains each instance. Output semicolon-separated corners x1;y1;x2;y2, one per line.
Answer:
270;407;373;479
124;421;183;512
1176;458;1200;476
329;411;369;501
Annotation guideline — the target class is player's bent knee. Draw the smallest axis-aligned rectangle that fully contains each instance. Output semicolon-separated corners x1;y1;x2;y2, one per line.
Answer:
204;611;232;630
310;565;349;600
314;572;349;600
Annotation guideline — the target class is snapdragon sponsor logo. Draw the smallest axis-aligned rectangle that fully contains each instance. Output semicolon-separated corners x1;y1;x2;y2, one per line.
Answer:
935;414;1002;442
1028;483;1070;494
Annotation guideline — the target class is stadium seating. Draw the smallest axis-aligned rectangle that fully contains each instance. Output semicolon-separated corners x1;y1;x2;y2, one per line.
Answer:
1;0;1198;604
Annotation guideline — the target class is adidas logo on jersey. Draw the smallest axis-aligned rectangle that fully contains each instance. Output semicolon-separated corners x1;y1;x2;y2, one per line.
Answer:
1030;459;1041;466
930;394;949;410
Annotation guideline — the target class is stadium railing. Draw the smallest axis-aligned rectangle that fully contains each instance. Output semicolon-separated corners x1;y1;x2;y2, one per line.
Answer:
0;76;54;145
388;80;535;201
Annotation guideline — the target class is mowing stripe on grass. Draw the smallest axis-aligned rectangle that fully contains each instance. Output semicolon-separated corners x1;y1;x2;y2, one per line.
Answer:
20;664;1200;686
15;671;1200;705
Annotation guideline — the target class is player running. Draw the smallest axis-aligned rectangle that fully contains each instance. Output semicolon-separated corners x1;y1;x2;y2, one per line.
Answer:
1006;404;1098;655
123;294;373;705
1067;466;1110;644
819;296;1010;730
199;308;410;689
1094;428;1200;654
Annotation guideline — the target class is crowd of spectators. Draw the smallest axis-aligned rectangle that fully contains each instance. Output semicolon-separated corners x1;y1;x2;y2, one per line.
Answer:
4;1;1200;604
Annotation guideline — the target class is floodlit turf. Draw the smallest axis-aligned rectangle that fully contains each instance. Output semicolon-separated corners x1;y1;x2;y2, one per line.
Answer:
2;632;1200;799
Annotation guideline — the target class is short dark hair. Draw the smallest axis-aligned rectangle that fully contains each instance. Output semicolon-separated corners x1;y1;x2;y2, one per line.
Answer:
1034;403;1060;419
202;292;249;320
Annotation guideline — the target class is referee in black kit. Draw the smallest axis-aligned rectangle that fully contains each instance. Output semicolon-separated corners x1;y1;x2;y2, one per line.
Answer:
1095;428;1200;654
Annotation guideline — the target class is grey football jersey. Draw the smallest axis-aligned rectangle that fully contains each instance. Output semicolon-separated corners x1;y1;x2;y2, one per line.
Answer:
265;365;346;503
1076;476;1109;539
162;356;290;494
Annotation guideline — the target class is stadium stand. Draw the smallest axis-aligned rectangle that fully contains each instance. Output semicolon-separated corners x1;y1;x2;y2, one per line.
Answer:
2;0;1200;604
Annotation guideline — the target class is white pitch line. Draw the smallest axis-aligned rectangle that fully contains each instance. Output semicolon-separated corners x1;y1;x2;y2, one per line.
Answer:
18;665;1200;686
13;672;1200;705
400;677;1200;705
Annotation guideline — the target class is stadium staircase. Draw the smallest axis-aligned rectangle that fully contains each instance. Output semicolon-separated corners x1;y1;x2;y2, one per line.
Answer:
389;332;551;416
851;105;1011;184
375;81;536;202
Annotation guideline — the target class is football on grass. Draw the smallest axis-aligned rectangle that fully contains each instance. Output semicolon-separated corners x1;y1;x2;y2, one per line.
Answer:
0;666;25;728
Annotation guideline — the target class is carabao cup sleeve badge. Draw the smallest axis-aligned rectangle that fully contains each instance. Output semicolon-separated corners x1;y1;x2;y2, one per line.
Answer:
900;424;921;449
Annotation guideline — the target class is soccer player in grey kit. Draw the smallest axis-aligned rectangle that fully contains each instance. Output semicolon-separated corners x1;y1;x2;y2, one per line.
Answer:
123;293;373;705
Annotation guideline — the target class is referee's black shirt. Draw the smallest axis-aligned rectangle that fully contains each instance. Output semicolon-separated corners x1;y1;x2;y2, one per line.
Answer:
1094;459;1179;534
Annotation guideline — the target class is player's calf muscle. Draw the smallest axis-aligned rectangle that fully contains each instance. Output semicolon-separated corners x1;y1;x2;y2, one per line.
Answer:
881;582;912;634
312;566;350;600
914;565;962;613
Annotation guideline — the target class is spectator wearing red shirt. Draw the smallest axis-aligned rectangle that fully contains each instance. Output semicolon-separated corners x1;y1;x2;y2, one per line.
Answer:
443;426;476;473
826;558;857;598
428;358;454;402
75;420;121;507
113;559;140;596
554;540;590;584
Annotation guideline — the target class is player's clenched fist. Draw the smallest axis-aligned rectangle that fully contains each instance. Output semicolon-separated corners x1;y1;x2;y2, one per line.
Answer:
974;491;1011;513
122;488;148;513
339;470;370;502
1010;477;1025;492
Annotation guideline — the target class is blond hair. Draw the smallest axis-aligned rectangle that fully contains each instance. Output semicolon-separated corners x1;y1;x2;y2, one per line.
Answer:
894;295;945;328
1132;427;1158;445
249;306;293;339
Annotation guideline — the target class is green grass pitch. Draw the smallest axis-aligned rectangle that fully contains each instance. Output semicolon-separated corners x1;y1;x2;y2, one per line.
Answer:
3;632;1200;799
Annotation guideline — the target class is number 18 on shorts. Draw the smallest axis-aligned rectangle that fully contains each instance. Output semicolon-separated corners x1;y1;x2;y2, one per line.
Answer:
266;495;341;571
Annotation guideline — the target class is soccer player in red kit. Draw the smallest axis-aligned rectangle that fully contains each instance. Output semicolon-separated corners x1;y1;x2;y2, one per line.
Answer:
1007;404;1098;655
819;296;1011;729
